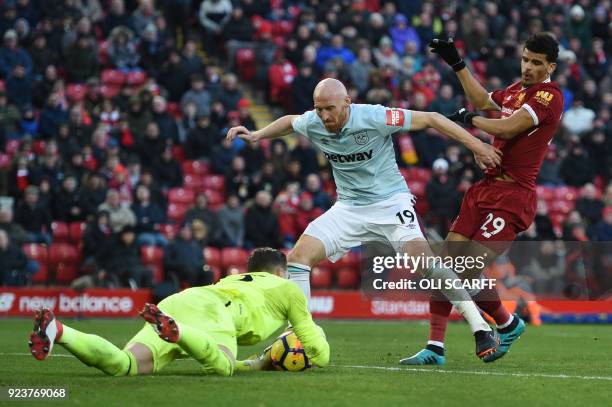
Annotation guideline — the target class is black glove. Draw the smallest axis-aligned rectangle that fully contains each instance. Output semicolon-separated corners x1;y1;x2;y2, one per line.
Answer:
446;108;478;126
428;38;466;72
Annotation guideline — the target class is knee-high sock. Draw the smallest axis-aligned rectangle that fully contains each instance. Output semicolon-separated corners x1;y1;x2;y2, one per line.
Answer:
57;324;137;376
424;266;491;333
473;287;512;328
287;263;311;301
428;291;453;345
176;323;233;376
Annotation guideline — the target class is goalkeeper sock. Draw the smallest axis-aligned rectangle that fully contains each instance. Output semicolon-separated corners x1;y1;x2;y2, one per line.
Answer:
287;263;311;301
425;266;491;333
176;322;234;376
57;324;137;376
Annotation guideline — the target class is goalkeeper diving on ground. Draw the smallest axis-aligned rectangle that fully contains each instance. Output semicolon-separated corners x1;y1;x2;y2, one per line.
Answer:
27;248;330;376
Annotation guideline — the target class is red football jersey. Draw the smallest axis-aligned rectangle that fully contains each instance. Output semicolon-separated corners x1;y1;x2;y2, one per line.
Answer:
486;80;564;189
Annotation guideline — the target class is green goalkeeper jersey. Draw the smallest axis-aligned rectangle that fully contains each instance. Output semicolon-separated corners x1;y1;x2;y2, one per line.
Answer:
210;272;330;367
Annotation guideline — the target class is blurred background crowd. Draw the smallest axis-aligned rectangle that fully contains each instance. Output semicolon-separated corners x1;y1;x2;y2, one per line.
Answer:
0;0;609;296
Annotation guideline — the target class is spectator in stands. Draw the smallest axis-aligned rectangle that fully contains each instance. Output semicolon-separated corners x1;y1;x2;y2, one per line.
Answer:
292;63;318;114
249;161;281;199
576;183;604;226
522;241;565;294
80;173;107;218
152;95;178;143
429;84;458;117
165;222;212;286
217;73;242;111
97;188;135;233
225;155;249;201
38;93;68;139
316;35;355;70
52;174;85;222
66;34;99;83
153;146;182;189
137;122;166;168
537;144;562;186
592;206;612;241
304;173;332;211
562;99;595;135
132;184;167;248
81;210;112;275
132;0;158;37
184;113;219;159
29;33;57;78
0;229;31;286
181;74;212;117
223;6;254;70
15;185;52;245
390;14;420;55
0;29;32;79
294;192;323;238
373;36;401;72
199;0;232;57
107;26;139;71
217;194;244;247
127;94;152;140
210;137;235;174
583;128;609;178
534;200;556;240
184;192;224;247
158;49;189;103
181;40;205;79
99;224;153;289
349;48;374;98
102;0;134;36
560;139;596;187
0;206;27;245
426;158;459;237
138;23;167;78
0;89;20;138
245;190;281;248
6;64;31;109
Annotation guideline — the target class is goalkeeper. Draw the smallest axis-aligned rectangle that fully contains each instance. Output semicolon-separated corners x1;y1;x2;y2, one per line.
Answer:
28;248;330;376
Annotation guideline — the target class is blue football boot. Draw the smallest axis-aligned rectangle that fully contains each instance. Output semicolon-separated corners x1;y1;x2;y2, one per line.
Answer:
483;314;525;363
399;348;445;365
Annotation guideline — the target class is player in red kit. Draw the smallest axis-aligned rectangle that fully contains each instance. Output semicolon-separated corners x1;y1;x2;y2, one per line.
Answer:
402;33;563;365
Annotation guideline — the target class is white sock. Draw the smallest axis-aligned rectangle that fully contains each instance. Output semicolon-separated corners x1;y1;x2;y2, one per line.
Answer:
427;340;444;348
426;266;491;333
497;314;514;329
287;263;311;301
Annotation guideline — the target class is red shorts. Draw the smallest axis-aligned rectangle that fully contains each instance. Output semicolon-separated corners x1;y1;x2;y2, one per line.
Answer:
449;178;537;253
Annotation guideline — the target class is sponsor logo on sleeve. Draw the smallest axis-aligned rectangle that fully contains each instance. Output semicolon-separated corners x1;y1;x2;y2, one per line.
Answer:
534;90;554;106
386;109;405;127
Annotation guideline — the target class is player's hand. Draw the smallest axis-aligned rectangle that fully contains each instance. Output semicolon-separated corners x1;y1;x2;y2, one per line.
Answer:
473;143;503;170
428;38;465;71
446;108;479;126
226;126;258;143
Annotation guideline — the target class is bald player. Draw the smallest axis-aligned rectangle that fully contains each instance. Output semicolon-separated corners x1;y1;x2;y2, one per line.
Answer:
227;79;503;360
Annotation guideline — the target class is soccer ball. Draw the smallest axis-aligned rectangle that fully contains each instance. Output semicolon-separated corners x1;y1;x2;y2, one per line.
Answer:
270;331;311;372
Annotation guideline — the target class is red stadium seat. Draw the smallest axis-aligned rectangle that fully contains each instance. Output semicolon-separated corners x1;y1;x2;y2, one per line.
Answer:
204;189;225;208
172;145;185;162
98;40;109;65
167;102;182;119
548;200;575;215
554;186;578;201
5;139;20;155
311;266;332;289
69;222;86;244
23;244;49;283
66;84;87;102
51;221;70;243
406;167;432;183
32;140;46;155
209;266;222;282
159;223;179;240
0;153;11;169
225;265;247;275
182;160;210;176
336;267;360;289
408;180;426;198
183;174;204;190
48;243;80;265
328;251;359;271
141;245;164;265
99;84;121;99
167;203;189;223
101;69;126;86
202;175;225;192
236;48;256;82
147;263;164;284
204;247;221;268
31;264;49;284
168;187;195;205
536;186;555;201
55;263;79;284
126;70;146;86
221;248;249;270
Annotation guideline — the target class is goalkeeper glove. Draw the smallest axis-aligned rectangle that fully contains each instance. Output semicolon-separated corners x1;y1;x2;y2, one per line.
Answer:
447;108;479;126
428;38;466;71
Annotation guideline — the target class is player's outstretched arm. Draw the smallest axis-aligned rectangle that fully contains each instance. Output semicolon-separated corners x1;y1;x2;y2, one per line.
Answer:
410;110;502;170
226;115;300;143
429;38;498;111
447;107;535;140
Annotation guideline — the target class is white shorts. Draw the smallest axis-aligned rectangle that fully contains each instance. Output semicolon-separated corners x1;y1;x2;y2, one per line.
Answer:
303;193;424;262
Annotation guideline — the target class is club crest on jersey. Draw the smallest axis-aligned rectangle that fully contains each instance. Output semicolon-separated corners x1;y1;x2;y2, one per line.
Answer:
386;109;404;127
352;130;369;145
534;90;554;106
514;92;526;108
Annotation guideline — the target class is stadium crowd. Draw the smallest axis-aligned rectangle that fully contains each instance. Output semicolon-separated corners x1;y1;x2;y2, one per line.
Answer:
0;0;609;295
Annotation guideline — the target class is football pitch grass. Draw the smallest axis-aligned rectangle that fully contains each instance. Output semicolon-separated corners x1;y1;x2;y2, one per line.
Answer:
0;319;610;406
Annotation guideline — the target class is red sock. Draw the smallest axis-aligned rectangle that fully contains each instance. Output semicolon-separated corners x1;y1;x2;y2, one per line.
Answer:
55;320;64;343
428;293;453;343
474;288;511;327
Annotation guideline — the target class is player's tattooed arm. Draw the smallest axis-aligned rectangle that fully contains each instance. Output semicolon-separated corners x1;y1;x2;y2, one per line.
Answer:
226;115;300;142
472;108;535;140
410;111;502;169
